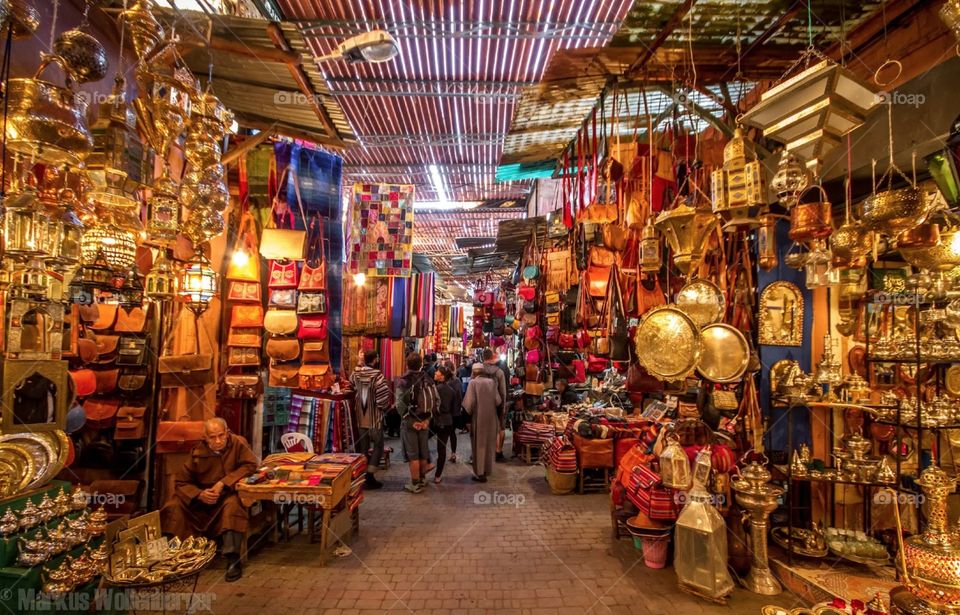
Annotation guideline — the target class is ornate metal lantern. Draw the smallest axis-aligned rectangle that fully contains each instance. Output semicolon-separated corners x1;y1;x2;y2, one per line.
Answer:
757;214;779;271
654;203;719;276
80;225;137;272
674;447;735;602
119;266;144;307
179;253;218;313
69;250;114;305
3;186;50;259
145;249;177;299
146;175;180;243
640;219;661;273
659;434;691;490
770;152;810;209
711;127;766;229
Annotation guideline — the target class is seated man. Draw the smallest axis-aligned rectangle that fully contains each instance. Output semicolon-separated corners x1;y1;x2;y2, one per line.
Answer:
160;418;257;582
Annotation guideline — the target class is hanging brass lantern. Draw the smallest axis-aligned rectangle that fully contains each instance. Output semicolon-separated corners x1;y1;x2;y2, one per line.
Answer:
3;185;50;260
146;175;181;243
941;0;960;44
711;127;766;229
120;0;164;63
640;218;661;272
80;225;137;272
119;266;145;307
179;253;218;314
87;74;153;188
659;434;691;490
69;249;114;305
654;203;719;276
145;249;177;299
757;214;779;271
770;152;810;209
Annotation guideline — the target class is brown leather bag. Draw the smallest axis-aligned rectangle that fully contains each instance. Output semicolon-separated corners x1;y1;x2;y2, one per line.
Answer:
94;369;120;394
155;420;204;453
114;406;146;440
84;398;120;429
94;335;120;362
266;337;300;361
264;308;298;335
222;374;262;399
269;363;300;388
158;312;213;388
300;363;335;390
231;305;264;328
115;307;148;333
91;304;119;330
603;223;628;252
589;246;616;267
227;328;261;348
302;340;329;363
118;371;149;394
69;369;97;397
78;304;100;324
77;332;98;364
228;347;259;366
573;434;614;468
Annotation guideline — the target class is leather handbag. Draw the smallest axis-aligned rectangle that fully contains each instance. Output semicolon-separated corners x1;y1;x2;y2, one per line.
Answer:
269;362;300;388
266;337;300;361
268;260;299;289
589;245;616;267
300;363;335;390
228;346;260;366
114;406;146;440
260;165;307;260
586;265;612;299
117;371;149;394
296;292;327;315
586;355;609;373
231;305;264;327
298;315;328;340
115;307;147;333
524;381;545;396
84;398;120;429
227;280;261;303
299;214;327;291
264;309;299;335
524;364;539;382
226;210;260;281
570;359;587;383
558;333;575;349
227;327;261;348
91;304;119;330
116;337;148;366
78;304;100;324
517;285;536;302
603;222;628;252
573;434;614;468
222;374;262;399
155;420;205;454
69;369;97;397
269;288;297;308
94;335;120;363
158;312;214;389
78;329;98;363
302;340;329;363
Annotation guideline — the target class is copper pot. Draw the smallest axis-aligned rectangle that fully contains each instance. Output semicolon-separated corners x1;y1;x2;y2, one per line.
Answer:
789;186;833;243
897;223;941;249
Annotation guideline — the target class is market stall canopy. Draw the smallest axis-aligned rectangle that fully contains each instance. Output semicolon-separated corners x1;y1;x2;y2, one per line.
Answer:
149;8;355;147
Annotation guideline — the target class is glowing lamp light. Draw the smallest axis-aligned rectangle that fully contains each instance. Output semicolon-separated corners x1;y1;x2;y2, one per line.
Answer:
180;254;218;314
231;250;250;269
353;272;367;286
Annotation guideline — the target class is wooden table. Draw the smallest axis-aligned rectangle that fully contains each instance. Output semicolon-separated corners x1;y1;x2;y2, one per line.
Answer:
236;468;355;565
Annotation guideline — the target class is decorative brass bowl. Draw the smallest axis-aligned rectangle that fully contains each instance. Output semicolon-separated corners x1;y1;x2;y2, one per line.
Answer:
830;219;874;267
862;186;934;237
900;229;960;272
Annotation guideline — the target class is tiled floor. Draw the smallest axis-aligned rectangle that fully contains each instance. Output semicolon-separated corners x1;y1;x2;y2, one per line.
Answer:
196;434;798;614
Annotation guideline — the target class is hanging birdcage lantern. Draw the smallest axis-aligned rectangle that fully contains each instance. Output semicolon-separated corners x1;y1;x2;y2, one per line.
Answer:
80;225;137;272
119;266;145;307
179;253;218;313
69;249;114;305
674;447;735;602
804;241;834;289
659;434;691;490
145;249;177;299
146;174;180;243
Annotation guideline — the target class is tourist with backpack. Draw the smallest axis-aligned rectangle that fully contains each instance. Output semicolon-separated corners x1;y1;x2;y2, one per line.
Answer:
395;352;438;493
463;362;502;482
350;350;392;489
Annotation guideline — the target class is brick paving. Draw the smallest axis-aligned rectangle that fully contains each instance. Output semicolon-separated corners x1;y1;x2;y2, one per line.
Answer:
195;434;798;614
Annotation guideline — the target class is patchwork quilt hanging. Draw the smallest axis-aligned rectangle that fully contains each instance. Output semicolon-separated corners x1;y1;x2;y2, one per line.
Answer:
348;183;415;277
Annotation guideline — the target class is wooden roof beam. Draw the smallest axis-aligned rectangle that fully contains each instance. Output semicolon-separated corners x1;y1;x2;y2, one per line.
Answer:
626;0;699;76
716;0;804;83
825;0;927;64
265;22;343;145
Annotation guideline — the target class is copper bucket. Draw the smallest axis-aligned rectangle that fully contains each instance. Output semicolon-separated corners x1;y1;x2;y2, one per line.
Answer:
788;186;833;243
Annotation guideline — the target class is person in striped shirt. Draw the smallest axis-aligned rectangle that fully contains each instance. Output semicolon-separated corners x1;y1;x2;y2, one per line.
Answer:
351;350;392;489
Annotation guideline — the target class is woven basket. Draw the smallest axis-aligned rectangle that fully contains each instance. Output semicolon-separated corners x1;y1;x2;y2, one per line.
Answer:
642;536;670;568
546;467;577;495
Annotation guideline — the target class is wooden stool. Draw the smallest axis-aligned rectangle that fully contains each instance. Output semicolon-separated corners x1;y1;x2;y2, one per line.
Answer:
521;443;542;464
578;467;611;494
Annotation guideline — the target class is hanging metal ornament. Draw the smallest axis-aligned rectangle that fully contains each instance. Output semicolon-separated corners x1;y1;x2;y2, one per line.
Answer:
770;152;810;209
3;0;40;39
119;0;163;62
711;126;767;230
145;249;176;299
146;175;181;243
53;2;108;85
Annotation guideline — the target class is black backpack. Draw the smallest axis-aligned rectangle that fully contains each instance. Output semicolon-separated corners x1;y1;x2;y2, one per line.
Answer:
406;373;439;419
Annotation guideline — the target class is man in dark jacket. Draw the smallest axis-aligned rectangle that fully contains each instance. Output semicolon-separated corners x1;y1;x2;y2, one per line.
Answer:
160;418;257;581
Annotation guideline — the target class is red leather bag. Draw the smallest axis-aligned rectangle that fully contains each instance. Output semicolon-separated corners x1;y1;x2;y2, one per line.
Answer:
69;369;97;397
84;399;120;429
586;355;609;373
298;315;328;340
559;333;575;349
267;260;299;289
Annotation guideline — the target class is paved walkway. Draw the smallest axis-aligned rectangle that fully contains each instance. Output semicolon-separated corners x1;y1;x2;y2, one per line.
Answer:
197;433;797;614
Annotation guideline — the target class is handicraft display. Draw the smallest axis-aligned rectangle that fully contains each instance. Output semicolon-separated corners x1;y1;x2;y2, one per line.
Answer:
348;183;414;277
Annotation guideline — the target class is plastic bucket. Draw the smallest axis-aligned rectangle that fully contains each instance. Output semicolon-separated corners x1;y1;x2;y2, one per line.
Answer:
641;536;669;568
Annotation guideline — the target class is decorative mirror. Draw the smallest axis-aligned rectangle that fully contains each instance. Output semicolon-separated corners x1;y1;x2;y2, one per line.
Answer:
1;360;69;433
759;281;803;346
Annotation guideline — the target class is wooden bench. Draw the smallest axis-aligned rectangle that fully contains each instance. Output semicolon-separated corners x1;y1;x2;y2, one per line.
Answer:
578;467;610;494
521;443;542;464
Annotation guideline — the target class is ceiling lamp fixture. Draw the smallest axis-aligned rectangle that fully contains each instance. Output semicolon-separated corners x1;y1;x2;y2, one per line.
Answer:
316;31;399;64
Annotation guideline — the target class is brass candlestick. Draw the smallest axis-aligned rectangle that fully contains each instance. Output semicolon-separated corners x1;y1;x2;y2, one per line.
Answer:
732;460;784;595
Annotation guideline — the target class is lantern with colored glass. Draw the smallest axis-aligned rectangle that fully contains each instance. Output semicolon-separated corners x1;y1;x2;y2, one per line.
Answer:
659;434;691;490
179;253;218;314
925;113;960;205
674;447;735;601
757;214;779;271
145;249;177;299
640;219;661;273
80;225;137;273
146;174;180;243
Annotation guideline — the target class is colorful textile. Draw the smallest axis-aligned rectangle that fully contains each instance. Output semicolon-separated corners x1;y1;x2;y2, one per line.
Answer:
348;183;414;277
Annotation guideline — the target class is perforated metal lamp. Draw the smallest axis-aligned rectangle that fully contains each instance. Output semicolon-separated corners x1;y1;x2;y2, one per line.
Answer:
925;113;960;205
179;253;218;314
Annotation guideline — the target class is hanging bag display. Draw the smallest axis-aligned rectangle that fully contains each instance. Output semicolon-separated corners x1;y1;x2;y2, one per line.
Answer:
260;165;308;260
267;260;299;290
227;280;261;303
222;374;262;399
298;315;328;340
226;210;260;281
231;305;264;328
299;214;328;291
115;307;148;333
158;311;214;388
116;337;148;367
264;309;298;335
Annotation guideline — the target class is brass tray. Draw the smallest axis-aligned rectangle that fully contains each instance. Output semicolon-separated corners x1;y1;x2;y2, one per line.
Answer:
676;279;726;328
770;526;828;558
635;306;702;381
0;433;56;489
37;431;69;481
0;442;36;493
697;323;749;383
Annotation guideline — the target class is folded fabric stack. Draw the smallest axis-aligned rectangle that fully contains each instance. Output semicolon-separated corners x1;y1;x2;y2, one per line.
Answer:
543;436;578;473
315;452;367;511
514;421;556;445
